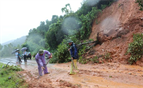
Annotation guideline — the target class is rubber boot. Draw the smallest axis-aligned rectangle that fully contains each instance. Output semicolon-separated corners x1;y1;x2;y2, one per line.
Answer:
69;61;75;75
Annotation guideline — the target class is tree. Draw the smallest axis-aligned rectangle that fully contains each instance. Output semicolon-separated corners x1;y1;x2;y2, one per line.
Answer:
37;21;47;36
51;15;57;22
45;21;64;50
61;3;73;15
0;44;3;50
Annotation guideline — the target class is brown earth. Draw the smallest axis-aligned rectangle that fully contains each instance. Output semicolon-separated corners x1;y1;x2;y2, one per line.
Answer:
89;0;143;66
18;62;143;88
18;0;143;88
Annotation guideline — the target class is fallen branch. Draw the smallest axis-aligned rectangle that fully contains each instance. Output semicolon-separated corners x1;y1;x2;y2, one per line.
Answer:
77;41;97;47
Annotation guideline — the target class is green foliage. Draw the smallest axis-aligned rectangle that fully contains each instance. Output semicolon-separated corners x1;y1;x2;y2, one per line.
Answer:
91;56;99;63
61;3;73;15
77;7;102;39
52;39;70;63
109;76;112;78
27;41;44;57
78;56;83;63
96;0;117;9
78;42;86;55
78;40;95;57
49;56;58;63
101;4;107;10
103;53;111;60
96;19;99;24
45;21;65;50
78;56;88;64
136;0;143;10
128;34;143;64
0;63;27;88
89;39;94;41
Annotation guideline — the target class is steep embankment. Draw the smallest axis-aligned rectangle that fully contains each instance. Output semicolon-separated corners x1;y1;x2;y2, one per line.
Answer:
89;0;143;66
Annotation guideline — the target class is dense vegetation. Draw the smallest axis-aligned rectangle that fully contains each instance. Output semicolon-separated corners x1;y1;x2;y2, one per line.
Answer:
127;33;143;64
0;63;27;88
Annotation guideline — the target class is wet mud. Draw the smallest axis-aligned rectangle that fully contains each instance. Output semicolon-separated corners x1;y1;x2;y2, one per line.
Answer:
18;62;143;88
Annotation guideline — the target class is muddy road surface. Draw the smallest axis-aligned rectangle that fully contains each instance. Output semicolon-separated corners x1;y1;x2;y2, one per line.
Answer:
0;57;143;88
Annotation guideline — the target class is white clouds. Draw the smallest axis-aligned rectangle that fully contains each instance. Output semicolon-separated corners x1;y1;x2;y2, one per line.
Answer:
0;0;82;44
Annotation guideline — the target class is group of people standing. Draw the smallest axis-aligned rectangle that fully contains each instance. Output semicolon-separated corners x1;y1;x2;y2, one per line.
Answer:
15;49;27;64
14;39;79;77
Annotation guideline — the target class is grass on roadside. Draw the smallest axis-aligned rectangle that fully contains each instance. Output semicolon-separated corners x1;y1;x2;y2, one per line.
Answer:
0;63;28;88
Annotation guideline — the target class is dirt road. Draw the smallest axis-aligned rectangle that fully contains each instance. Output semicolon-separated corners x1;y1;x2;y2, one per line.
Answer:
19;61;143;88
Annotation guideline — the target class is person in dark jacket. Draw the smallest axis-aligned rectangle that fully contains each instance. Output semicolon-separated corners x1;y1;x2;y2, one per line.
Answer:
68;40;78;75
23;50;27;63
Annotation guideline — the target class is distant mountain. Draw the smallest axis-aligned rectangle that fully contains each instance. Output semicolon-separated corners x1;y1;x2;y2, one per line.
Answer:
2;36;26;46
2;40;14;45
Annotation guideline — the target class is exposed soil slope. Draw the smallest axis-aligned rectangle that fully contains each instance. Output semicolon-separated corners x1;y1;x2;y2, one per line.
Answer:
89;0;143;66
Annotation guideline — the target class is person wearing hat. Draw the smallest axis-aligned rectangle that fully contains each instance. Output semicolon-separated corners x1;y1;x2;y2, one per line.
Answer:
35;49;52;76
68;40;78;75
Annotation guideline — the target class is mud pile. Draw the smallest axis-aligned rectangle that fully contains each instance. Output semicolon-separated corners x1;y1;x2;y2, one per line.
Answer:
18;63;143;88
89;0;143;66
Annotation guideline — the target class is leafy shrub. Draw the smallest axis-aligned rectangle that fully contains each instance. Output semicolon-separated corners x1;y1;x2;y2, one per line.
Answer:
128;33;143;64
136;0;143;10
49;56;59;63
50;38;72;63
104;53;111;60
78;56;88;64
78;45;87;56
91;56;99;63
101;4;107;10
53;41;70;63
78;7;102;39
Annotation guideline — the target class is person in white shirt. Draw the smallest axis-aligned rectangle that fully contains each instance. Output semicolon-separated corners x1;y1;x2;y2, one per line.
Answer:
15;52;19;64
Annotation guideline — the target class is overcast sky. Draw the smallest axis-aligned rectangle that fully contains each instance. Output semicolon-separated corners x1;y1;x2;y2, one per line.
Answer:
0;0;83;44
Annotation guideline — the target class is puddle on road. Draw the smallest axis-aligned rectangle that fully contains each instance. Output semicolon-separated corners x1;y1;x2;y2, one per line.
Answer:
52;63;143;88
69;74;143;88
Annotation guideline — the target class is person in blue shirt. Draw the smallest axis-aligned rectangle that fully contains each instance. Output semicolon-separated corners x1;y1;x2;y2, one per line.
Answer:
68;40;78;75
15;49;22;64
